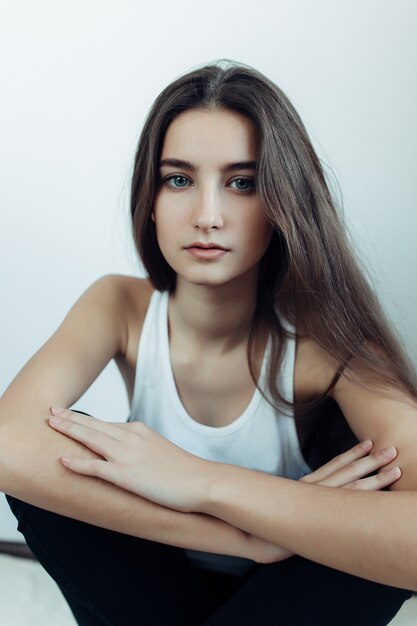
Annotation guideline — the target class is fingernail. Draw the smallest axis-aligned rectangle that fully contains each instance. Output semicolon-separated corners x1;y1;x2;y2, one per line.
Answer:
359;439;372;449
387;466;401;478
382;446;396;457
50;406;65;415
49;415;63;425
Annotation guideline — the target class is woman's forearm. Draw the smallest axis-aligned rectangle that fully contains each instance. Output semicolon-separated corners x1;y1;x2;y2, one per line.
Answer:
0;414;253;559
202;461;417;590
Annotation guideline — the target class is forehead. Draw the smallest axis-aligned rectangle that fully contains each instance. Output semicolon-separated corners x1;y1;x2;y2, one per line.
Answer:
160;108;258;160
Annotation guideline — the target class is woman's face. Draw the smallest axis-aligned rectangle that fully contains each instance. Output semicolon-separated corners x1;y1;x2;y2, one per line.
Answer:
152;108;274;288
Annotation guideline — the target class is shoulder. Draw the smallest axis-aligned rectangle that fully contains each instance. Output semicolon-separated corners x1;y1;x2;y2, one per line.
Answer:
101;274;154;313
91;273;153;300
76;274;154;357
294;335;339;402
294;334;417;491
0;275;155;426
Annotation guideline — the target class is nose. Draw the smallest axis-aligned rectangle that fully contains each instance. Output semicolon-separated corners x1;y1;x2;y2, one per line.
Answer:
192;184;224;230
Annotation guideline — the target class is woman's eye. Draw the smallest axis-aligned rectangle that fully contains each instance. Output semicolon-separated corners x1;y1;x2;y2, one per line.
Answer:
164;175;190;189
161;175;255;192
230;178;255;192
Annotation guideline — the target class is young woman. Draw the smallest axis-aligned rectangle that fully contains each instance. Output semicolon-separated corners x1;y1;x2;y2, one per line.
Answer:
2;60;417;626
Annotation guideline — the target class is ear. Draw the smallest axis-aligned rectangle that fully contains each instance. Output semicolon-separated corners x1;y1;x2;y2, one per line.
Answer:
150;210;155;223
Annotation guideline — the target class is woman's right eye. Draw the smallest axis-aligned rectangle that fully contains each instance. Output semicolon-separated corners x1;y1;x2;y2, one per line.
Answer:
163;175;191;189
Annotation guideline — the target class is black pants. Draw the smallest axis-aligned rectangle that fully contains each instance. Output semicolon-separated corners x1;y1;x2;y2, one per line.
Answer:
5;493;412;626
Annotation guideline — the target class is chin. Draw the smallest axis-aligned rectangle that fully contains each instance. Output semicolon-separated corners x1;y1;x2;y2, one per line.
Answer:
179;269;253;289
184;276;230;287
168;257;259;288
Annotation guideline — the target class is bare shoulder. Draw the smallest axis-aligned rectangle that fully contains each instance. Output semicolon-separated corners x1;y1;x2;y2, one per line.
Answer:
294;335;340;403
102;274;153;311
0;274;154;429
108;275;155;364
114;274;154;307
80;274;154;357
96;273;152;299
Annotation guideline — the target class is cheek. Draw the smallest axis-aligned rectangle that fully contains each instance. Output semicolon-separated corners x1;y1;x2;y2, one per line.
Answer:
152;209;180;257
246;212;274;249
156;215;177;236
153;194;182;231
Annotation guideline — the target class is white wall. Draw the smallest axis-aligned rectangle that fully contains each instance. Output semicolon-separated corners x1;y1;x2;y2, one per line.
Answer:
1;0;416;539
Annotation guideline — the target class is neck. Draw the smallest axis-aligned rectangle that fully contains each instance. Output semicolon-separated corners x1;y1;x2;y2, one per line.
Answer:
169;271;261;358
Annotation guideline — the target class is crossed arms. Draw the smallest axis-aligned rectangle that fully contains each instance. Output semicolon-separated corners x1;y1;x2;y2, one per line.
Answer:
1;275;417;591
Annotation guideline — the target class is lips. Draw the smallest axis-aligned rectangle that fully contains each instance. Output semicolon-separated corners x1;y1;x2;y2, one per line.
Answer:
185;242;229;251
183;242;231;263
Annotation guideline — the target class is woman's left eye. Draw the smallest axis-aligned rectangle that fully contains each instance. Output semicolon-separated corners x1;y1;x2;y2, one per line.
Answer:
229;178;255;192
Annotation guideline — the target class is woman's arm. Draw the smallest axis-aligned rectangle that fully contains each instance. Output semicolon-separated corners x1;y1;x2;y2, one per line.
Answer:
59;335;410;587
0;275;253;559
203;457;417;589
0;419;253;557
41;406;403;570
201;348;417;591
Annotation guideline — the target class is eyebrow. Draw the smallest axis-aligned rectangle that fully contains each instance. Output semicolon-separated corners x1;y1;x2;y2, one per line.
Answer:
159;158;257;173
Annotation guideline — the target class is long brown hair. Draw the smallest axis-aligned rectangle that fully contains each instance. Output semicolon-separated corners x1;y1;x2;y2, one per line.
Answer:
130;59;417;462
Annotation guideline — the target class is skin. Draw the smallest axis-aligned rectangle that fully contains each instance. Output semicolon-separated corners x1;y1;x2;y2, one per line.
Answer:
49;407;399;566
1;107;414;588
43;109;417;587
151;107;274;356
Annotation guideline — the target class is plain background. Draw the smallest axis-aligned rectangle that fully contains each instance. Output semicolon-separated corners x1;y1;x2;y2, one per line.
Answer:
0;0;416;540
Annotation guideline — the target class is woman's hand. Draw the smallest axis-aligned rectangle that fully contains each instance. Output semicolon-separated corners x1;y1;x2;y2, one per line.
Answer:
48;407;214;513
299;438;401;489
48;408;401;563
250;439;401;564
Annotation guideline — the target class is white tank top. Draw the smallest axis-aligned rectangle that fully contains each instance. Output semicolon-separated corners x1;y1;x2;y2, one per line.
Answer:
130;289;312;575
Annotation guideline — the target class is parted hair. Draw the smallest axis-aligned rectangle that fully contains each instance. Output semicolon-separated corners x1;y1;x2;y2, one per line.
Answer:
130;59;417;463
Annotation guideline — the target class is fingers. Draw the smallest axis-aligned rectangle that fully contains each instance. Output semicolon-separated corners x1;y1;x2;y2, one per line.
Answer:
317;446;398;488
60;456;118;483
301;439;374;484
300;440;400;490
48;409;124;460
342;466;401;491
49;407;128;442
